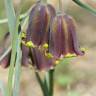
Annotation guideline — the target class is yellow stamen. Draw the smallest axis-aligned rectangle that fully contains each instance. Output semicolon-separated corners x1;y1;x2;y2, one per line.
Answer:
26;41;35;48
45;53;53;59
21;32;26;38
43;43;48;49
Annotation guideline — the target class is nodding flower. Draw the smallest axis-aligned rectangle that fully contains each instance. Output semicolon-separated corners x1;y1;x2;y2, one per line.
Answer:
49;13;84;59
0;1;85;71
0;37;54;71
29;47;54;70
26;1;56;47
0;45;30;68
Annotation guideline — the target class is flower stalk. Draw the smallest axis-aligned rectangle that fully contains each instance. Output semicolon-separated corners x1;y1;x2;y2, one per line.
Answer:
58;0;63;13
48;69;54;96
35;71;49;96
73;0;96;15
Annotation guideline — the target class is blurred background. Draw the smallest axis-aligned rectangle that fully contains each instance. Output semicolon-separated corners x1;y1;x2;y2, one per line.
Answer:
0;0;96;96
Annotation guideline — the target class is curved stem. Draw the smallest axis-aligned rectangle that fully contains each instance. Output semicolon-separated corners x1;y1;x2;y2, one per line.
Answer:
73;0;96;15
59;0;62;12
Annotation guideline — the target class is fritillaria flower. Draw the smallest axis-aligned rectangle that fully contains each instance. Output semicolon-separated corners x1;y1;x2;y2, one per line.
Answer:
49;13;84;58
0;1;56;70
0;45;54;70
29;47;54;70
0;45;29;68
26;0;56;46
0;1;85;71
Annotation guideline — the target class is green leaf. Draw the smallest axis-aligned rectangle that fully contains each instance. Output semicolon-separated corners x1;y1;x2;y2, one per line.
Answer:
4;0;16;37
4;0;21;96
13;10;29;96
13;34;22;96
0;13;28;24
73;0;96;15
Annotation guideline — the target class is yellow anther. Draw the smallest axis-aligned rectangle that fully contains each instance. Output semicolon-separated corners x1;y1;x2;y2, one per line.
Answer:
26;41;35;48
21;32;26;38
65;53;76;58
45;53;53;59
43;43;48;49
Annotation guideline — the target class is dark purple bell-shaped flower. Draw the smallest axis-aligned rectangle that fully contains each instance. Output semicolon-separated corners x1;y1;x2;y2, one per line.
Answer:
0;44;54;71
26;1;56;46
30;47;53;70
0;45;29;68
49;14;84;58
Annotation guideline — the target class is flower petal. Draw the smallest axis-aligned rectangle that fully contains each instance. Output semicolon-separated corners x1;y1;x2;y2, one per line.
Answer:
30;48;53;70
49;14;84;58
26;2;56;46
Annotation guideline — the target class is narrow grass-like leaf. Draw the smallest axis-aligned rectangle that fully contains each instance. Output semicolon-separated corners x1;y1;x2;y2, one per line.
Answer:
4;0;16;37
13;34;22;96
13;12;29;96
4;0;16;96
44;69;54;96
6;17;19;96
7;12;21;96
73;0;96;15
4;0;21;96
0;13;28;24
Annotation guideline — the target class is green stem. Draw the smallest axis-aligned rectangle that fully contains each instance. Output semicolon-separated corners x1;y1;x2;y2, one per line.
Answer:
58;0;62;12
49;69;54;96
73;0;96;15
35;71;49;96
13;33;22;96
44;69;54;96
